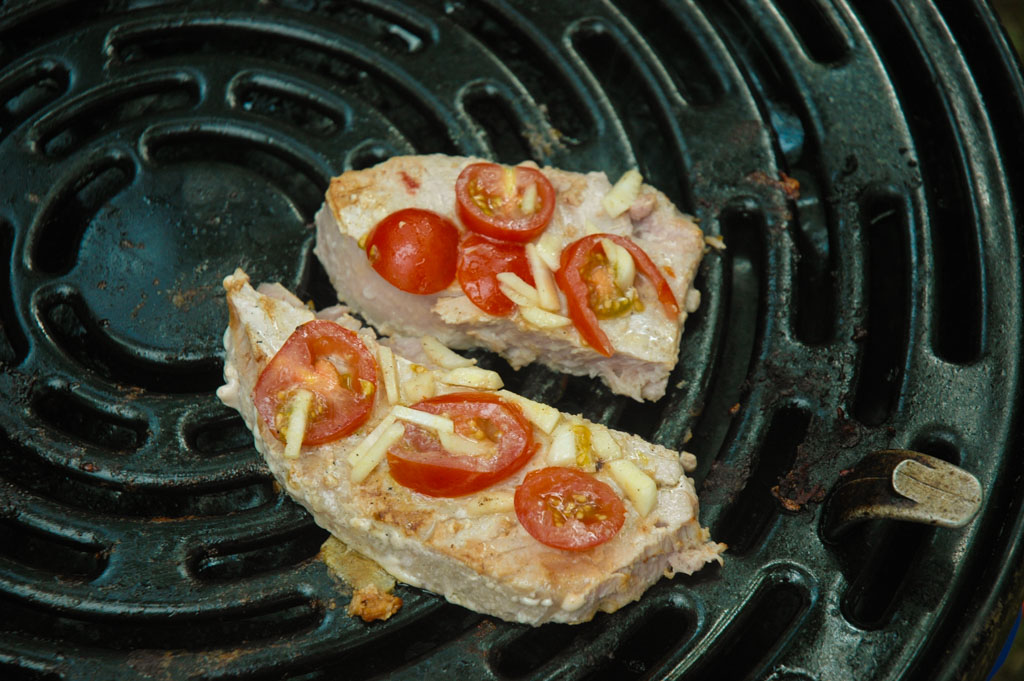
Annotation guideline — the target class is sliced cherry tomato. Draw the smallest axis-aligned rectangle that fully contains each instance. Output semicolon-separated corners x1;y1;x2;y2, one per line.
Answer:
555;233;680;357
514;467;626;551
456;234;535;316
387;392;536;497
455;162;556;242
254;319;378;445
365;208;459;294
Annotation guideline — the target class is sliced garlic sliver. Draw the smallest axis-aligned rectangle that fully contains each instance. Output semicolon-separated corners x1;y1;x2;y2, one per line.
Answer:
465;492;515;516
283;389;315;460
603;169;643;218
600;237;636;291
589;426;623;462
496;272;540;307
526;243;560;311
402;366;436;403
520;181;538;214
496;390;560;434
438;429;492;457
547;424;577;467
392;405;455;433
421;335;475;369
536;231;562;271
519;305;571;328
350;420;405;484
348;413;397;466
607;459;657;517
377;345;400;405
498;283;535;308
704;234;727;251
439;366;504;391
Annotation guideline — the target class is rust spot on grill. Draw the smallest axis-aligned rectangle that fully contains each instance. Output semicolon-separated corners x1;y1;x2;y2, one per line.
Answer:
745;170;801;201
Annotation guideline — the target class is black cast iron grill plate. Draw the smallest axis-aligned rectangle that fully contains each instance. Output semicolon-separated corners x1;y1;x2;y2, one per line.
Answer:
1;1;1022;679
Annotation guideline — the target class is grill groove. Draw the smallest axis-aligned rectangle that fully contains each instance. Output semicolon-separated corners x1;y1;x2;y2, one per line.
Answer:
684;568;813;680
773;0;851;64
0;1;1020;679
714;406;811;555
571;19;688;204
0;219;26;365
461;81;535;164
29;72;200;158
31;385;148;453
0;58;69;143
851;0;984;365
0;518;107;580
852;189;911;426
28;153;136;276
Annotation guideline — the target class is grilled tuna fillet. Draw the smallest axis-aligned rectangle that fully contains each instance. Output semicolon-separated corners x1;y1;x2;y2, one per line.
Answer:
314;154;705;401
218;269;723;625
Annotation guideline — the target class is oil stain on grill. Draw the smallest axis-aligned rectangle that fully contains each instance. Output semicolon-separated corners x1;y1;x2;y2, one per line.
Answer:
106;17;456;154
852;189;911;426
852;0;984;364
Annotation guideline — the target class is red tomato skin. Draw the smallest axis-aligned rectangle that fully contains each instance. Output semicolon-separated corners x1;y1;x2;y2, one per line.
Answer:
457;234;535;316
555;233;680;357
386;392;536;497
514;467;626;551
455;162;556;242
365;208;460;294
253;319;378;445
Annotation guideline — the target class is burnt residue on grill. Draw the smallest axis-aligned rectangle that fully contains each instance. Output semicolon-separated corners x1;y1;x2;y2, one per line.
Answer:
1;1;1022;680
